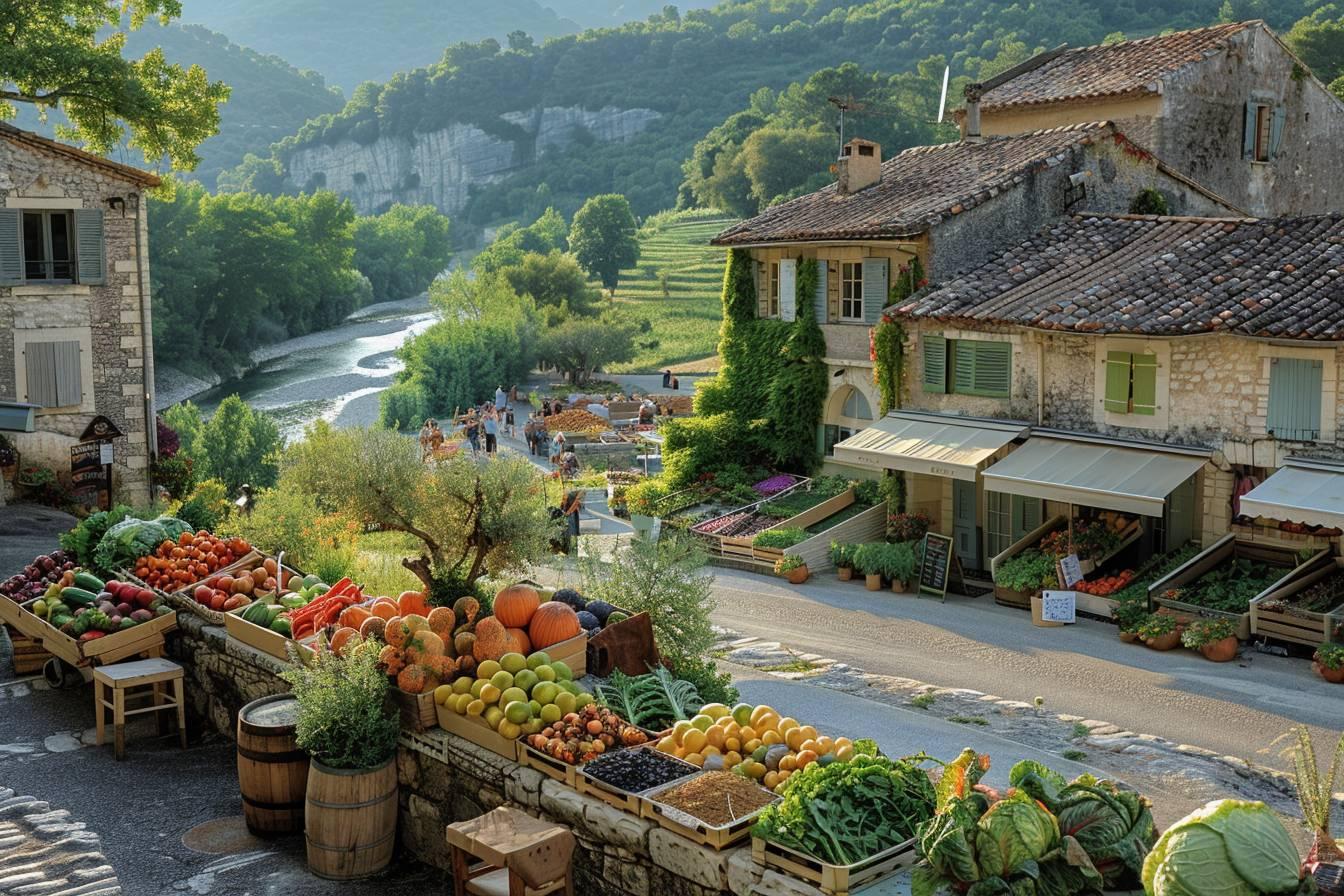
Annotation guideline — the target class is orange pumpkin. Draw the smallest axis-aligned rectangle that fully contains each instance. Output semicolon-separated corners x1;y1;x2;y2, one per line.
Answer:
370;598;399;621
339;606;372;629
528;602;581;649
507;627;531;654
398;590;431;617
329;627;361;656
493;584;540;628
426;606;455;637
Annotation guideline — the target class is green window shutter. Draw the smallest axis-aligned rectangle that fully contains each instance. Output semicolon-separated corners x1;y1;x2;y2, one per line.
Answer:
826;262;840;323
75;209;105;285
952;340;976;393
1268;358;1323;441
1243;101;1258;160
972;341;1011;397
813;260;828;324
861;258;887;325
0;209;21;285
1269;104;1286;158
1104;351;1133;413
922;334;947;393
1131;353;1158;416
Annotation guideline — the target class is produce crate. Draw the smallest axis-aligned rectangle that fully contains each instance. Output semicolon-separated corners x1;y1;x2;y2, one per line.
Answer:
154;554;300;626
0;596;49;641
993;585;1034;610
435;705;518;760
5;625;50;675
545;631;588;678
159;549;264;597
575;748;698;816
390;687;438;732
517;737;583;787
1148;534;1325;641
641;774;778;850
223;605;314;662
1;593;175;667
1251;555;1344;647
750;836;918;896
990;516;1067;581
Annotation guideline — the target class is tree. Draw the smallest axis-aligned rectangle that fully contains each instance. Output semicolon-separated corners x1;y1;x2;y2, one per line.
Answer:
282;425;555;596
0;0;230;171
352;203;453;300
568;194;640;292
473;207;569;275
537;314;639;385
1286;9;1344;84
741;125;835;207
498;251;600;317
507;30;535;52
164;396;280;493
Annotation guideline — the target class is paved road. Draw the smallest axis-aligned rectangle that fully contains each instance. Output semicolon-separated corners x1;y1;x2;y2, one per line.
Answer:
710;569;1343;767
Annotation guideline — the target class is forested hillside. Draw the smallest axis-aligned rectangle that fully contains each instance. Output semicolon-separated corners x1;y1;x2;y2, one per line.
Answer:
9;22;343;188
242;0;1321;228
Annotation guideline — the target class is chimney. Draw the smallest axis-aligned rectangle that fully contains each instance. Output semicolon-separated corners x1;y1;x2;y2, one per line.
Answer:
836;138;881;195
963;83;983;143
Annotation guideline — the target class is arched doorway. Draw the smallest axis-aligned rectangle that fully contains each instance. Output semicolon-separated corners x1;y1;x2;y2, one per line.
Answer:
822;384;875;457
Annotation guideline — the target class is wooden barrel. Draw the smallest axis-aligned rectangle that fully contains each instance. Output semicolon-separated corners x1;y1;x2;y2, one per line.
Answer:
237;694;308;836
304;757;398;880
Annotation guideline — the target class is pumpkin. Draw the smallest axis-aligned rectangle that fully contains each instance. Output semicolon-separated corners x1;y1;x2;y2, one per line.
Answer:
370;598;399;621
384;616;409;648
398;590;431;617
453;595;480;626
494;584;540;628
397;664;435;694
379;644;405;675
405;630;445;664
426;606;455;638
329;627;361;656
528;602;582;649
359;616;387;642
472;617;514;662
454;630;477;658
507;627;531;654
339;606;372;629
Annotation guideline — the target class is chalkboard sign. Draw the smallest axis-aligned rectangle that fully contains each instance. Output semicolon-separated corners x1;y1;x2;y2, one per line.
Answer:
919;533;954;600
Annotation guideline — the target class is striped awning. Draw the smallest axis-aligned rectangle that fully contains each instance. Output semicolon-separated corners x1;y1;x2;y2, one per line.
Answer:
831;412;1028;481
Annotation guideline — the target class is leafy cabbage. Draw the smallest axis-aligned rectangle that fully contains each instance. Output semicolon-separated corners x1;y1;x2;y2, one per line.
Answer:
1142;800;1308;896
91;517;189;574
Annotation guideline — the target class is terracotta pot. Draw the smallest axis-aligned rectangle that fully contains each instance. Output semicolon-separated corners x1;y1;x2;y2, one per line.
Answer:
865;574;882;591
890;579;908;594
1144;630;1181;651
785;565;809;585
837;567;853;582
1199;636;1239;663
1314;661;1344;684
1118;630;1140;644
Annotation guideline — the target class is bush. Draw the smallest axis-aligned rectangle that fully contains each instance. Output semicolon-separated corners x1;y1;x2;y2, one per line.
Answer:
378;381;428;432
222;487;358;578
829;541;856;568
754;527;808;549
888;511;932;543
282;641;400;770
671;655;738;706
152;454;195;500
624;477;670;517
851;542;885;577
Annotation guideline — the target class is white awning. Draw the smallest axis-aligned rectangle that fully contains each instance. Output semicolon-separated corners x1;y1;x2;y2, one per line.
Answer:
1240;461;1344;529
982;437;1206;517
831;412;1028;481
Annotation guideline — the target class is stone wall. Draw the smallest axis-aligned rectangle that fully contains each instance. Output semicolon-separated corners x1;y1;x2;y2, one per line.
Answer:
169;614;290;737
0;135;154;503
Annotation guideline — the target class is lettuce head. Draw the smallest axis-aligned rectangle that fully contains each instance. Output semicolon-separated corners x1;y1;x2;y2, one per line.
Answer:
1142;800;1306;896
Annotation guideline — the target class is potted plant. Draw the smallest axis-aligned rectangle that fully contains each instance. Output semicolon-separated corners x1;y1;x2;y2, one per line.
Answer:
881;542;918;593
1181;618;1239;662
853;543;884;591
1113;596;1148;644
1284;726;1344;885
1136;613;1181;651
888;511;932;543
1312;641;1344;684
282;641;401;880
776;554;809;585
830;542;855;581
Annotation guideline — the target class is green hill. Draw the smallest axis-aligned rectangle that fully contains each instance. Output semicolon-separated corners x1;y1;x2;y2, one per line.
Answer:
606;211;736;372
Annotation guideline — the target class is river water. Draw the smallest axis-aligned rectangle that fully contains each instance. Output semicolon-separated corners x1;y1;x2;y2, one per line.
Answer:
191;296;437;442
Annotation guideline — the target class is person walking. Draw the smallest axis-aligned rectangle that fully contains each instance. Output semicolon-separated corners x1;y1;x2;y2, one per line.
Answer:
550;431;567;465
561;487;584;555
522;415;536;455
505;405;516;438
483;406;499;455
463;411;480;454
494;385;508;413
661;369;671;388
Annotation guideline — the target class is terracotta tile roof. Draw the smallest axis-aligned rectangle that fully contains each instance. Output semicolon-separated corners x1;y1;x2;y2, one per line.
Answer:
894;214;1344;340
977;21;1255;112
711;122;1115;246
0;122;161;187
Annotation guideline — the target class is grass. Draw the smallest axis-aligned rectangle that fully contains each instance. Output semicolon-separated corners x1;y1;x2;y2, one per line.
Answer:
1071;722;1090;739
1062;749;1088;761
352;530;423;596
949;715;990;726
910;693;936;710
759;658;817;675
601;210;736;373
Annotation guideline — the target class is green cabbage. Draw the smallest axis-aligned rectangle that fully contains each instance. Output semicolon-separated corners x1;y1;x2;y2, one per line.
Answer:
1142;800;1308;896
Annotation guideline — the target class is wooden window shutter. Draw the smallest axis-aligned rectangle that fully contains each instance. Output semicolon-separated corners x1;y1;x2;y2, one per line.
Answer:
861;258;887;325
922;334;947;393
23;342;58;406
779;258;797;322
756;261;768;318
1104;351;1132;413
973;341;1011;396
1242;101;1258;160
75;209;105;285
813;260;828;323
0;208;21;285
826;261;840;322
1269;104;1286;158
1131;353;1158;415
1268;357;1323;441
952;340;976;393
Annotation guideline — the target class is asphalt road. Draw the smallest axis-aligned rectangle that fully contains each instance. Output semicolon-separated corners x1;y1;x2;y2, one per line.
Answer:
710;568;1344;767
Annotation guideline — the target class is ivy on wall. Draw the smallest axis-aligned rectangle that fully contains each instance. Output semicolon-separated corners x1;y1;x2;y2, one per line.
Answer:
767;258;828;471
872;255;924;416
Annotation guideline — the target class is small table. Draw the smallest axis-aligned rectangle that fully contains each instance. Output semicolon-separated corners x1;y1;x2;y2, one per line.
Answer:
446;806;575;896
92;657;186;760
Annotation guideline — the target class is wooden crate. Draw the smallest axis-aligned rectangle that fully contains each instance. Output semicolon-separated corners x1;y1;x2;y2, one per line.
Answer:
0;596;48;641
390;687;438;732
993;585;1033;610
517;738;582;786
5;625;49;675
576;749;698;817
31;609;177;668
1251;556;1344;647
544;631;588;678
155;555;300;626
435;705;518;760
223;606;313;662
751;836;917;896
641;776;776;850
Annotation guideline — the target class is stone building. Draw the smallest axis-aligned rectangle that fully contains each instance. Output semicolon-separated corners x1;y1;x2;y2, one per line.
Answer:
960;21;1344;217
860;213;1344;569
711;123;1237;470
0;122;159;503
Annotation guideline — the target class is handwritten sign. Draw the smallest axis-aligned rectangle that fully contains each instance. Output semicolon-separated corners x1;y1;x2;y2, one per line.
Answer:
1039;590;1077;624
918;533;954;600
1058;553;1084;589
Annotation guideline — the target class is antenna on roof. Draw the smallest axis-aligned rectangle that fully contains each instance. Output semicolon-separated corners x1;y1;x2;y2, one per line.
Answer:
936;66;950;124
828;95;866;150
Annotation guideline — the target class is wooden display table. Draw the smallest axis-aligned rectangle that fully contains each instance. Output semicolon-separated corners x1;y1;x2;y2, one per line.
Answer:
446;806;575;896
93;658;186;760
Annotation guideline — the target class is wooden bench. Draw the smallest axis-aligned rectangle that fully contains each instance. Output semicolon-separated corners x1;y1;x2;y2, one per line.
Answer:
92;657;186;760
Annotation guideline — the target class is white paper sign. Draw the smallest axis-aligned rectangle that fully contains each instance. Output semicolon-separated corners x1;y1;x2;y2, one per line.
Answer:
1040;590;1077;624
1058;553;1084;589
99;443;114;465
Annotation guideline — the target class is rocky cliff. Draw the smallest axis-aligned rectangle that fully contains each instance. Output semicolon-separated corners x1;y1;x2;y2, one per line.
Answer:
283;105;660;216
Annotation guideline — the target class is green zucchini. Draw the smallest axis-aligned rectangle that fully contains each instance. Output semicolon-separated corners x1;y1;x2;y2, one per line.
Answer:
59;587;99;608
72;571;105;592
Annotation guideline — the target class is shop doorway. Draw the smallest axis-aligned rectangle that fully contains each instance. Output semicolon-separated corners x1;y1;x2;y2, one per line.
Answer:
952;478;979;569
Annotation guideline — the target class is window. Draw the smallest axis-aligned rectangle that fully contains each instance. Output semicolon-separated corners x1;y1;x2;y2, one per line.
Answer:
840;262;863;321
1243;101;1284;163
985;493;1043;558
22;211;74;281
841;389;873;421
923;335;1010;397
22;340;82;408
1267;357;1323;441
767;261;780;318
822;424;855;456
1103;351;1157;416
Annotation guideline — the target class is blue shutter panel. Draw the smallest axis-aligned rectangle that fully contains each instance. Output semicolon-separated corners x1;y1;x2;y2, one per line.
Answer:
861;258;887;325
75;209;105;285
23;342;58;406
1269;104;1286;158
1268;358;1324;441
0;209;21;285
1243;101;1258;160
813;260;828;324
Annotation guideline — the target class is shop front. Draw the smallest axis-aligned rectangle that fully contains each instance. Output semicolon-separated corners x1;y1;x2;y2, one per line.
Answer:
831;411;1030;570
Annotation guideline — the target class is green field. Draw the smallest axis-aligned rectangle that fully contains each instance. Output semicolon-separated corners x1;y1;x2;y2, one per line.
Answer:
605;212;735;373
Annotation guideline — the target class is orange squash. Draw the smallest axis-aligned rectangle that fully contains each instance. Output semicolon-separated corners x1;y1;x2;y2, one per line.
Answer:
507;627;531;654
472;617;514;662
339;606;372;629
493;584;540;628
360;616;388;642
329;627;361;656
397;664;434;694
370;598;399;621
528;602;581;649
398;590;431;617
426;606;455;637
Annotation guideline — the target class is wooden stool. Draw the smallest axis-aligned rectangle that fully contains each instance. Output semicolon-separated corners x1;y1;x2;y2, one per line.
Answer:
92;658;186;761
446;806;575;896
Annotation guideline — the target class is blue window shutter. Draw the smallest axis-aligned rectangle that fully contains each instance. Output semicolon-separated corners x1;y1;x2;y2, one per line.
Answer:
1269;104;1286;158
861;258;887;325
1268;357;1324;441
75;209;105;285
922;334;947;393
0;209;21;285
813;260;828;324
23;342;58;406
1243;101;1258;160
